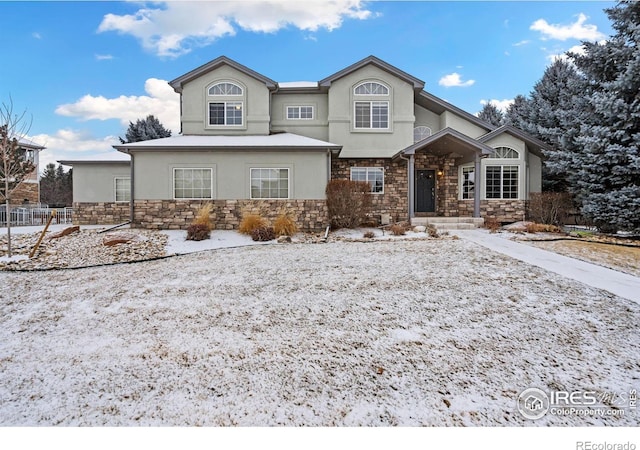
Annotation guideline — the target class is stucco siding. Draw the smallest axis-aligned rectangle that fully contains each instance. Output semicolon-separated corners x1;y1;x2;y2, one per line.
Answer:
440;111;487;139
414;105;441;136
528;152;542;194
180;65;271;135
72;163;131;203
132;151;328;200
327;65;415;158
270;92;329;141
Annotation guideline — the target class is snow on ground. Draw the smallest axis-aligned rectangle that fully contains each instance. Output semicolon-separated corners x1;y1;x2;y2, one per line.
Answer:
162;230;274;255
1;238;638;426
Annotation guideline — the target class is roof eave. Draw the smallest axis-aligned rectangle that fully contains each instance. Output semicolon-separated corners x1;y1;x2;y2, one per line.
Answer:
319;55;425;90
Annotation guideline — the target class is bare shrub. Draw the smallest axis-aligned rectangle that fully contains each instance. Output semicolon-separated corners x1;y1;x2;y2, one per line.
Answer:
363;231;375;239
326;180;372;229
251;226;275;241
426;224;439;238
528;192;572;225
239;214;267;235
484;217;501;233
186;224;211;241
187;203;212;241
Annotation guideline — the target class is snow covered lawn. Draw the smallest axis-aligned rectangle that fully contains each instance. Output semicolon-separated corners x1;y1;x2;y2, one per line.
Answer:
1;239;638;425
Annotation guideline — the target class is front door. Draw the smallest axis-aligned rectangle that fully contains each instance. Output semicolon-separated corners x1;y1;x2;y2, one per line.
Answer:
415;170;436;213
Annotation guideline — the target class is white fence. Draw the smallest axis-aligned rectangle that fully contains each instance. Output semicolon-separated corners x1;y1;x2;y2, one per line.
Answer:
0;205;73;227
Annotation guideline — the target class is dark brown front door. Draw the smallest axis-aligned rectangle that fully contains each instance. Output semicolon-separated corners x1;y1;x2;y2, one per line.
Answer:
416;170;435;213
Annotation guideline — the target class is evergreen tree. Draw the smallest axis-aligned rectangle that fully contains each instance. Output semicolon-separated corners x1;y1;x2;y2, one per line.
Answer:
119;115;172;144
569;0;640;232
477;102;504;127
40;163;73;206
503;95;533;130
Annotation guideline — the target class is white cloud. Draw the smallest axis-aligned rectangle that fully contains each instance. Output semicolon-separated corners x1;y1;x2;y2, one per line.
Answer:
95;54;114;61
530;13;605;42
55;78;180;132
513;40;531;47
438;73;475;88
480;98;514;113
98;1;374;57
547;43;587;63
28;129;121;170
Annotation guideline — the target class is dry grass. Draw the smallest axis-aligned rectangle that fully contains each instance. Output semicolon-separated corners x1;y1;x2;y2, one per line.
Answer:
527;239;640;277
273;212;298;237
525;222;562;234
239;214;267;235
484;218;501;233
192;203;213;230
389;224;406;236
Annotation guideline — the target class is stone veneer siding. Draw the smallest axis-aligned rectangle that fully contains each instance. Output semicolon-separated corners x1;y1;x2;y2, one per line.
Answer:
10;181;39;205
458;199;527;223
331;158;409;223
132;199;328;232
73;202;131;225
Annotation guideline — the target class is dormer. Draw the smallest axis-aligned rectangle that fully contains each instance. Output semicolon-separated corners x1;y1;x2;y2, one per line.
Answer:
169;56;277;136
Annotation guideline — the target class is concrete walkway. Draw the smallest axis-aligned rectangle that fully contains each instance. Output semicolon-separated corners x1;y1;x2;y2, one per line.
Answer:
456;229;640;305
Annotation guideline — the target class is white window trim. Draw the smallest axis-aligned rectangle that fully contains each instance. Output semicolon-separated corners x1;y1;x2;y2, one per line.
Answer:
207;101;243;127
354;101;390;130
173;168;214;200
354;81;390;96
208;81;243;96
414;126;432;143
350;167;385;194
114;177;131;203
250;168;290;200
458;165;475;200
484;165;519;200
488;146;520;159
286;105;314;120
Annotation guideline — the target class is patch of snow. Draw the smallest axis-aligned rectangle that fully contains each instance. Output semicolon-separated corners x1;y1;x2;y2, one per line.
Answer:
162;230;274;255
0;254;28;263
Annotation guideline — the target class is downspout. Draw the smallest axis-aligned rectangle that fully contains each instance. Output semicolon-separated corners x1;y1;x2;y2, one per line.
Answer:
129;150;135;225
399;153;415;219
327;150;332;183
473;153;481;218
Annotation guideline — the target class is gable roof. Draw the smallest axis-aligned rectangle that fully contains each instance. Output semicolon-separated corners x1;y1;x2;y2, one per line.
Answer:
18;137;45;150
398;127;495;159
169;56;278;93
319;55;425;90
416;91;496;134
478;125;549;158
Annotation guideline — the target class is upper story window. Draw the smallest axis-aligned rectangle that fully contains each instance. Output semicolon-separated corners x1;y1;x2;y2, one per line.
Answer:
353;81;390;130
207;81;244;127
414;126;432;143
354;82;389;95
208;82;243;96
489;146;519;159
287;106;313;120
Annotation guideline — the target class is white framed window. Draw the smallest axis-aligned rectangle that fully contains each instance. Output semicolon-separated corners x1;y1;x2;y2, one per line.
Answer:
207;81;244;127
354;81;389;95
489;146;519;159
355;101;389;129
414;126;432;143
250;168;289;199
173;168;213;199
460;166;474;200
286;106;314;120
114;177;131;202
486;165;518;199
208;82;243;96
209;102;243;126
350;167;384;194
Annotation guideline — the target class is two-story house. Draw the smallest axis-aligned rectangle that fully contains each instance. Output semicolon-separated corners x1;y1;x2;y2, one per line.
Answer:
61;56;546;230
4;137;45;205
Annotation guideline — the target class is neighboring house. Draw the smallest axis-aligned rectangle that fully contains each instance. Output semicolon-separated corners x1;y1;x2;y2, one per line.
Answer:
5;137;45;205
60;56;546;230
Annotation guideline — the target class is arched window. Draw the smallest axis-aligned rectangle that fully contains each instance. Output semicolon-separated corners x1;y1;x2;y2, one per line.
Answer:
354;81;389;95
413;126;432;143
353;81;389;129
489;146;519;159
207;81;244;126
208;82;243;96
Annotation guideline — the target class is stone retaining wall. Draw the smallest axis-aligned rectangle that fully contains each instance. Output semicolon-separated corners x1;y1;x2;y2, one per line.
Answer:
73;202;131;225
131;199;328;232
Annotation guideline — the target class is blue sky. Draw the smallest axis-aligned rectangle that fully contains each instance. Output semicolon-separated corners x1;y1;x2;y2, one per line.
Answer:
0;1;614;169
